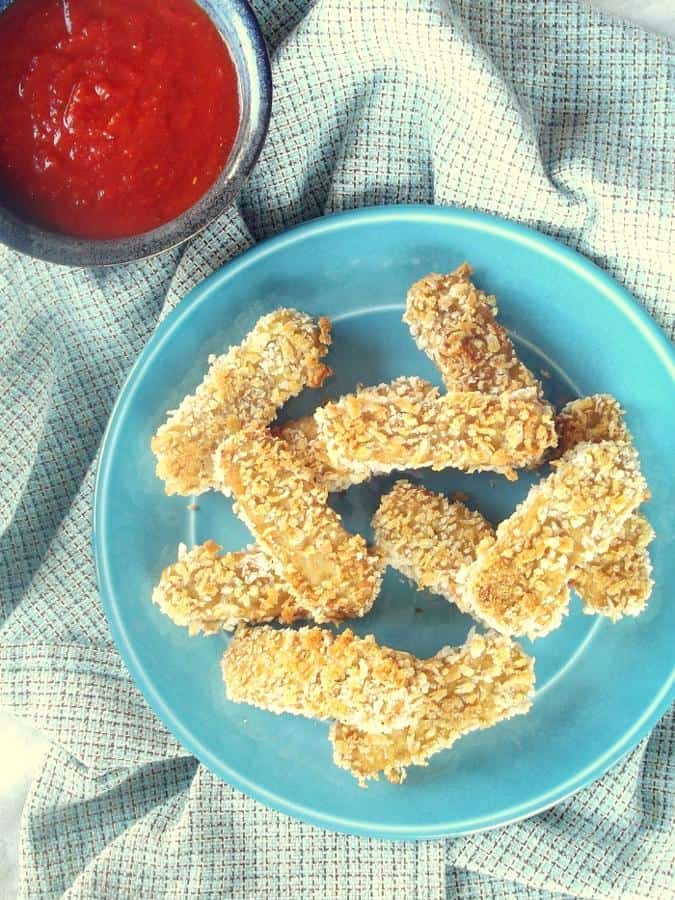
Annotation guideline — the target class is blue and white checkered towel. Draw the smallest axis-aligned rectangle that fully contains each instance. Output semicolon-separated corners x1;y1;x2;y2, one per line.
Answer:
1;1;673;897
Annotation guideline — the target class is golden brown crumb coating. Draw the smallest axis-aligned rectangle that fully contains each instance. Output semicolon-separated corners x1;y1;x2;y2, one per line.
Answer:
404;263;537;395
330;630;534;784
555;395;653;618
372;480;494;613
459;440;650;639
223;625;447;733
314;377;556;483
554;393;630;457
152;540;310;634
213;427;383;623
151;309;331;496
571;514;654;620
273;415;357;492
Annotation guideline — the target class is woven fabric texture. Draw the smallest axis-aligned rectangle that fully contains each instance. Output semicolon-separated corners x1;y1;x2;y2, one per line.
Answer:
1;1;673;897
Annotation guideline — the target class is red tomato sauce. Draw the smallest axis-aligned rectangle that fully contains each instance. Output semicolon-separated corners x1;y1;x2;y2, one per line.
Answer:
0;0;240;239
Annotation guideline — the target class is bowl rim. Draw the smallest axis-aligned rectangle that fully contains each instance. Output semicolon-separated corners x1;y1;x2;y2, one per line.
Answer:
0;0;272;267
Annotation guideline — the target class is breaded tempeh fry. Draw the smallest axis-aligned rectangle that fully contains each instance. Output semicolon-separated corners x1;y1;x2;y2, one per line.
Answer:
330;631;534;784
373;480;494;613
314;377;556;482
273;415;356;492
404;263;537;394
151;309;331;496
222;626;533;752
213;427;382;622
223;625;446;733
555;395;654;618
152;540;309;634
458;440;650;639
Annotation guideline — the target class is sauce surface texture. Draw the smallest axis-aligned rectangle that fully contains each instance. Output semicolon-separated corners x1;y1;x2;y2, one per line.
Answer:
0;0;239;238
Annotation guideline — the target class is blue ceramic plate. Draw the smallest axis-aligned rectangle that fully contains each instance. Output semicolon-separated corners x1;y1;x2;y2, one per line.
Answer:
94;206;675;839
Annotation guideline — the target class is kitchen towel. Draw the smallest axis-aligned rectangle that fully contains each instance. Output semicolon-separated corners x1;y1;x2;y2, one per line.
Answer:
1;1;673;897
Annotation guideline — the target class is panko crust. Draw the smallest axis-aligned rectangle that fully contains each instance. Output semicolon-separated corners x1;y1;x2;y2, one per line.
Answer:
151;309;331;496
459;440;650;639
213;427;383;623
330;631;534;784
152;541;310;634
314;377;557;482
273;415;356;493
222;625;447;733
555;395;653;618
571;514;654;620
404;263;537;395
373;479;494;612
554;394;630;457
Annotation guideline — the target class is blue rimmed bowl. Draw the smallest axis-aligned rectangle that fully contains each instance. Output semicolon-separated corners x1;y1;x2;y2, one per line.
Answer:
0;0;271;266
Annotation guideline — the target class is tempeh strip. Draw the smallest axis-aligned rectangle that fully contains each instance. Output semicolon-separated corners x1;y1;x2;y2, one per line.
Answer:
373;480;494;613
222;626;533;752
151;309;331;496
152;541;309;634
404;263;537;394
213;427;382;622
330;631;534;784
555;395;653;618
458;440;650;639
222;625;447;733
314;378;556;483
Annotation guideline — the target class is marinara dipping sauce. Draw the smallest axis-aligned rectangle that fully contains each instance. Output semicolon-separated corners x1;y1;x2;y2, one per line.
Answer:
0;0;240;239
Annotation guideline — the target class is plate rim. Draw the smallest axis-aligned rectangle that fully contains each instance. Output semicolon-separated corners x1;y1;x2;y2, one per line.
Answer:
93;204;675;840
